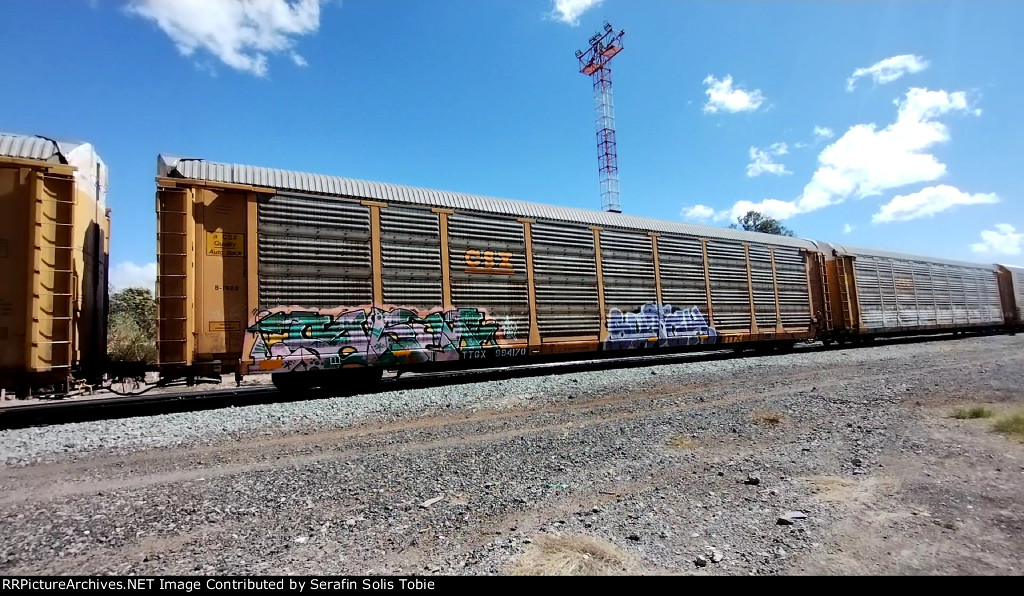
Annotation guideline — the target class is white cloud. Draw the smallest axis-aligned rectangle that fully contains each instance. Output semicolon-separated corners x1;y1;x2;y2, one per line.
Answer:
126;0;326;77
843;223;855;234
971;224;1023;256
746;142;791;178
873;185;998;223
724;87;976;221
550;0;603;25
681;204;717;221
110;262;157;292
813;126;834;139
724;198;801;222
703;75;766;114
847;54;929;91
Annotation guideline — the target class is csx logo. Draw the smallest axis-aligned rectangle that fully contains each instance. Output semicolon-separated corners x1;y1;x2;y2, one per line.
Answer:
465;250;514;275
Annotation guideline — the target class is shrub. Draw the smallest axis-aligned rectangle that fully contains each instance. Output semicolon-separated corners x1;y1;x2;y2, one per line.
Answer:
952;406;993;420
507;534;634;576
993;413;1024;439
107;287;156;364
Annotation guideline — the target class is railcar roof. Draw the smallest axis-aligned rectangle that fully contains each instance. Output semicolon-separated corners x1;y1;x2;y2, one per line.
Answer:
0;132;85;164
157;154;819;250
832;243;998;271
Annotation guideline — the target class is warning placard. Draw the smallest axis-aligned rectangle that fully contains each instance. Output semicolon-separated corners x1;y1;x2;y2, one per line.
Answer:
207;232;244;257
209;321;241;332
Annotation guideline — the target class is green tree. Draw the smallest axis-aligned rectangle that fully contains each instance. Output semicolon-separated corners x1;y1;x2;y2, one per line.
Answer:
108;287;157;363
729;210;796;237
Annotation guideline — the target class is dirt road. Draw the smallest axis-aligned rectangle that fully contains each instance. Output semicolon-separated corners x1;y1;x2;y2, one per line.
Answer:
1;335;1022;575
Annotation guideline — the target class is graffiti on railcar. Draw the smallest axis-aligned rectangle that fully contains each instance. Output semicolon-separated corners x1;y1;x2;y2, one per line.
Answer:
501;315;520;341
246;305;514;372
605;303;719;350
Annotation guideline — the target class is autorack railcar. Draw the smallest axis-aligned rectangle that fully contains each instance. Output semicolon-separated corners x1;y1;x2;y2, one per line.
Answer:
817;243;1008;343
0;133;110;396
4;134;1022;398
153;154;829;390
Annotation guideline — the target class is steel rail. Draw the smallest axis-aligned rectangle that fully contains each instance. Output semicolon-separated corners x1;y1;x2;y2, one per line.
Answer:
0;331;1003;430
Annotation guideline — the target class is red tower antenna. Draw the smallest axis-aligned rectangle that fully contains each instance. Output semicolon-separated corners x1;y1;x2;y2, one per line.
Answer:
576;22;626;213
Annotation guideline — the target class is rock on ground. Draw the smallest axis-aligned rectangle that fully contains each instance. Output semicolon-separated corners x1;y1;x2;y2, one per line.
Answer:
0;334;1022;575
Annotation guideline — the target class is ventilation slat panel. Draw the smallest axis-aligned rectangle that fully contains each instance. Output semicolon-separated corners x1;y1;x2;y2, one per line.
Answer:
258;193;372;309
853;255;1003;331
705;240;751;331
657;234;710;315
380;206;442;310
601;228;657;314
533;222;600;337
447;213;530;342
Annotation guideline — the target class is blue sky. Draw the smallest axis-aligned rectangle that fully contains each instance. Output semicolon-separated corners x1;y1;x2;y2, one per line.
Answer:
2;0;1021;289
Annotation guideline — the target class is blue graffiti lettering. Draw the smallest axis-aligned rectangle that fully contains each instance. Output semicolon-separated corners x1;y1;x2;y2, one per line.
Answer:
605;303;719;350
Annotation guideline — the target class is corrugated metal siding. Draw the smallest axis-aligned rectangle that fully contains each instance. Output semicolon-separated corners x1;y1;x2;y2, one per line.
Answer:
946;265;969;324
380;206;442;310
975;268;1003;322
911;261;936;326
447;213;530;338
159;155;818;251
257;193;372;309
893;259;917;327
853;255;1002;331
657;234;708;313
930;265;953;325
854;258;891;328
0;133;81;162
774;247;811;329
1007;266;1024;324
601;229;657;314
532;222;600;338
748;244;777;329
706;240;751;331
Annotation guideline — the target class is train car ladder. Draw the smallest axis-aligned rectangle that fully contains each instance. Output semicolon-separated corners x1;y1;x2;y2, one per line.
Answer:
156;187;191;369
816;253;834;332
835;256;856;330
27;173;76;386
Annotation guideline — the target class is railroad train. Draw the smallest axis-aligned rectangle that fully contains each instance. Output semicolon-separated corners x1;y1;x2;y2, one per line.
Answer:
1;131;1021;396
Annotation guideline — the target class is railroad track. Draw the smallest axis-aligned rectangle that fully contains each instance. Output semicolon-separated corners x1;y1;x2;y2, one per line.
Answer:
0;332;996;430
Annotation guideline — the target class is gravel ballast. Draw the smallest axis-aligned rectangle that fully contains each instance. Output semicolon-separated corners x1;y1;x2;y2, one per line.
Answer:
1;334;1022;575
0;338;973;464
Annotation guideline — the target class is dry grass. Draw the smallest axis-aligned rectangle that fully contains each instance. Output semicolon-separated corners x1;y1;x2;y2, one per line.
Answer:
667;435;696;449
506;533;634;576
993;412;1024;440
952;406;993;420
754;410;784;426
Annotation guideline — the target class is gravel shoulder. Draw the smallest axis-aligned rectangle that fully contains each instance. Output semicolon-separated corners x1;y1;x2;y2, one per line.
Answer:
1;334;1022;575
